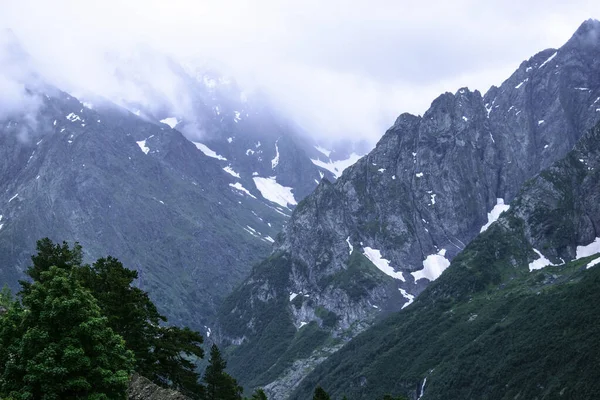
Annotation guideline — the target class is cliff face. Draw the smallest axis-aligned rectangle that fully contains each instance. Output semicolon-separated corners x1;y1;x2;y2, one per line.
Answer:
216;19;600;397
289;119;600;400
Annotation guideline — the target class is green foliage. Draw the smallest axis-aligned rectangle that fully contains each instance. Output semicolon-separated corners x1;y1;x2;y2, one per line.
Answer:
249;388;268;400
290;243;600;399
313;386;330;400
203;344;242;400
4;238;207;399
76;256;205;397
328;251;388;301
0;284;13;309
381;395;408;400
24;238;83;283
0;266;134;399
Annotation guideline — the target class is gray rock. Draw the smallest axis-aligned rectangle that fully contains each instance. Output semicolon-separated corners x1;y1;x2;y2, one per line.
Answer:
128;374;190;400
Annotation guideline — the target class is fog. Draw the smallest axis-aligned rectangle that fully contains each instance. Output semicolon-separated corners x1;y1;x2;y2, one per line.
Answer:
0;0;598;144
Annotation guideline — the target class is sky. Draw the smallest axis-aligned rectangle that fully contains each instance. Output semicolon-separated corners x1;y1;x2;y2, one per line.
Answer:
0;0;598;144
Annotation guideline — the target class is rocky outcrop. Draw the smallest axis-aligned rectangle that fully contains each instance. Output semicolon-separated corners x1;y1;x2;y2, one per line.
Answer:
128;374;190;400
217;19;600;396
289;119;600;400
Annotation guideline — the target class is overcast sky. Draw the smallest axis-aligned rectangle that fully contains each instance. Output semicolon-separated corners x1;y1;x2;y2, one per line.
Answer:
0;0;598;143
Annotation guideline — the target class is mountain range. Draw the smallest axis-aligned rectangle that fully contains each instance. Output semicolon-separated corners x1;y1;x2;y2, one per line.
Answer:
215;19;600;398
1;18;600;400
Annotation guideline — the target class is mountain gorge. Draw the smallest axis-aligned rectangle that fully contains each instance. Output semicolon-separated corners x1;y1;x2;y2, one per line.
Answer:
216;19;600;397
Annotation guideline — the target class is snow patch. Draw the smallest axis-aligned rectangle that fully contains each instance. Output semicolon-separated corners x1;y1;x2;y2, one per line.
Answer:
271;140;280;169
392;175;396;180
346;237;353;255
485;103;492;117
462;116;468;122
160;117;179;128
223;166;240;178
480;198;510;233
246;149;255;156
253;177;296;208
538;120;545;125
430;193;436;205
227;137;233;143
314;146;332;157
515;78;528;89
415;172;424;178
229;183;256;199
378;168;385;173
539;51;557;68
412;249;450;282
528;249;554;271
8;193;19;203
65;112;81;122
363;247;405;281
299;322;308;328
233;111;241;123
193;142;227;160
587;258;600;269
576;238;600;260
399;288;415;309
310;153;362;179
289;293;298;301
136;140;150;154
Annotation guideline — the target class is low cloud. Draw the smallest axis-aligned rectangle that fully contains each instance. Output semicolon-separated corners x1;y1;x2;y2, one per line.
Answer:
0;0;597;144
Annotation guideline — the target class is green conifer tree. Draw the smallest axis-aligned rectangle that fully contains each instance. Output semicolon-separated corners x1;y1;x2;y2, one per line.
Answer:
203;344;243;400
313;386;331;400
0;266;134;399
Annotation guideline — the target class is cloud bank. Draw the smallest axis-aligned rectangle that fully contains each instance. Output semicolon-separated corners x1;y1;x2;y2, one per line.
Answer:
0;0;597;144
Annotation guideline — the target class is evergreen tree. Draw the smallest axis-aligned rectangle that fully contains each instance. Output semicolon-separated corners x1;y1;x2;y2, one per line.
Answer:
203;344;243;400
20;239;206;398
150;326;205;398
0;284;13;310
23;238;83;283
0;266;134;399
77;257;167;371
313;386;331;400
250;388;268;400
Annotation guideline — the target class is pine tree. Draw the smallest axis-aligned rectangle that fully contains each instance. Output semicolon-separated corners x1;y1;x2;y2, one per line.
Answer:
0;284;13;312
0;266;134;399
203;344;243;400
76;257;167;371
21;239;206;398
250;388;268;400
313;386;331;400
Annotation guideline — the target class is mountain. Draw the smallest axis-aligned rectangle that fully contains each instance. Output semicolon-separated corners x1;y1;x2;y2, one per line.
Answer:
97;50;362;208
215;19;600;396
0;34;364;333
289;118;600;400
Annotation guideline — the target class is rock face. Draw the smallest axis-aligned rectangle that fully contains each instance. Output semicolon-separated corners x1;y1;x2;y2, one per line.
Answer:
128;374;190;400
289;119;600;400
216;19;600;396
0;90;286;331
0;36;363;333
